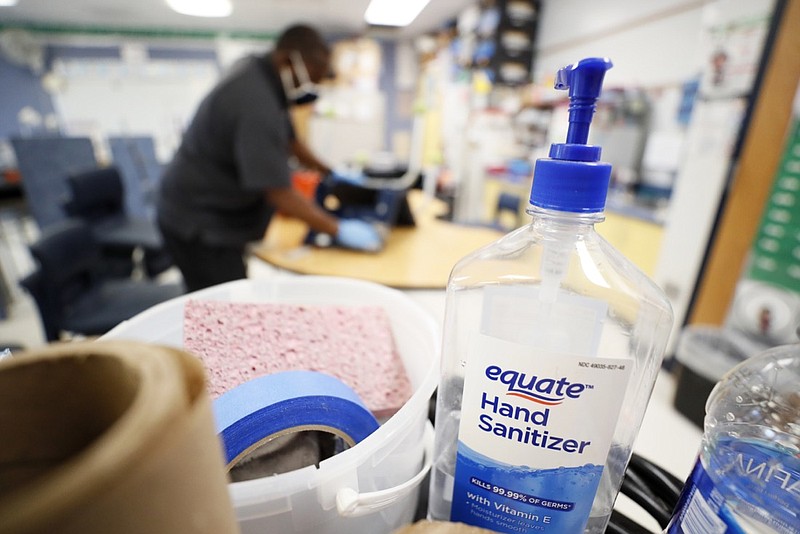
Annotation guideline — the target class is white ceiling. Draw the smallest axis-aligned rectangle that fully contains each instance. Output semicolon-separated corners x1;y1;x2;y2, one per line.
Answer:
0;0;476;38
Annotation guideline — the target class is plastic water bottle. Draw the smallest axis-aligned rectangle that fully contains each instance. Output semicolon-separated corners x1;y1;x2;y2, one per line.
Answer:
427;58;674;533
666;341;800;533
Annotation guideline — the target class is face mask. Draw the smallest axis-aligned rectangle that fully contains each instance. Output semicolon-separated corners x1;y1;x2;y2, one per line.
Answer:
279;51;320;105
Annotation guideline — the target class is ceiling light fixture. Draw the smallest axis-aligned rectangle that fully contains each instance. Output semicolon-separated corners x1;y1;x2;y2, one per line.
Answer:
364;0;431;27
0;0;20;7
166;0;232;18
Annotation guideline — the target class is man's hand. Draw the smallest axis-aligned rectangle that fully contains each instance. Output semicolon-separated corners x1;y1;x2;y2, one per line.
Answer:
335;219;382;252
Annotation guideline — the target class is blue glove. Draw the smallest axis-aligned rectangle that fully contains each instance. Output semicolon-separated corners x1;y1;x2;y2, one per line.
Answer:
336;219;382;252
329;168;366;186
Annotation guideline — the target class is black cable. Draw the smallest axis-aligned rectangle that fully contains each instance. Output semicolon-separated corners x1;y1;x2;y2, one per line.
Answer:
607;509;656;534
625;467;672;511
628;452;684;510
620;470;675;529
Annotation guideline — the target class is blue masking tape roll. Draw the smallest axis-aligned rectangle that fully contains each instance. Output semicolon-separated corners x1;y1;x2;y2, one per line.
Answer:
213;370;380;469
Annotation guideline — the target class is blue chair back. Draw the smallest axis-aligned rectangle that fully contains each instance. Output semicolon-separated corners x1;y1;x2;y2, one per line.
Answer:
10;137;97;228
64;167;125;221
108;136;162;219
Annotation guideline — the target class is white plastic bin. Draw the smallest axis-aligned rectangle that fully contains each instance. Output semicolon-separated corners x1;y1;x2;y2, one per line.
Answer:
103;277;441;534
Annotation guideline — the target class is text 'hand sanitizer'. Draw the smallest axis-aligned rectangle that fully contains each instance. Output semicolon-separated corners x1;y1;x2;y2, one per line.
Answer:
427;58;675;533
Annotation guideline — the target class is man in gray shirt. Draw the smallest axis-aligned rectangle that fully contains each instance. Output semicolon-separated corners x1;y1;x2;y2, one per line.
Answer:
158;24;379;292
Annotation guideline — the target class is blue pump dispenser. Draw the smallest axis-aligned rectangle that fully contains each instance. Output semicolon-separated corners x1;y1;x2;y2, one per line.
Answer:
530;57;613;213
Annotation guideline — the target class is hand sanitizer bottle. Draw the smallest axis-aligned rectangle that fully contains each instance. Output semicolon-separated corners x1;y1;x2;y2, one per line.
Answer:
427;57;674;533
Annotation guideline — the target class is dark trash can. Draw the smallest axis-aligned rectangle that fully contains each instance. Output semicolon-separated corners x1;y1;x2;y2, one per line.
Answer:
672;326;766;428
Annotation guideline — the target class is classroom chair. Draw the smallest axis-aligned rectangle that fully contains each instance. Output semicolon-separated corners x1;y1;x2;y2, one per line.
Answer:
19;219;182;342
64;166;172;277
493;192;523;229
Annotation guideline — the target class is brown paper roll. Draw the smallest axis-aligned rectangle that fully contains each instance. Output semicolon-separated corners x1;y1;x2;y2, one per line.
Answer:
0;341;239;534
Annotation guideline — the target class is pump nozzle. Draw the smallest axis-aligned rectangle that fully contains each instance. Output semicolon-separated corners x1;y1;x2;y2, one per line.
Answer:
530;57;613;214
554;57;613;146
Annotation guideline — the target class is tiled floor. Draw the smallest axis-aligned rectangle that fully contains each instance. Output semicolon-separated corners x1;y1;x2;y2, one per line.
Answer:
0;292;44;352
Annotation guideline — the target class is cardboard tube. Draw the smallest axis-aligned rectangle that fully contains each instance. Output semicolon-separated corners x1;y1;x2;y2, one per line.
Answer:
0;341;239;534
393;521;497;533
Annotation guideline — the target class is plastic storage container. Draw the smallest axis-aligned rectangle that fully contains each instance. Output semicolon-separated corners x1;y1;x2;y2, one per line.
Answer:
427;58;674;533
667;341;800;534
103;276;440;534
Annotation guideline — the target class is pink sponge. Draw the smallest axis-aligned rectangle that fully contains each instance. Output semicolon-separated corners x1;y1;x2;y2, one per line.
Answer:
183;300;412;419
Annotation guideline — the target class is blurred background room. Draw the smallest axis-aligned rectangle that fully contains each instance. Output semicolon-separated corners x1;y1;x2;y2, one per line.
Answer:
0;0;798;462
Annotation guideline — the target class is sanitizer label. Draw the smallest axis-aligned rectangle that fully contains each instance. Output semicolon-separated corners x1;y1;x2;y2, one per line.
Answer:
450;288;632;533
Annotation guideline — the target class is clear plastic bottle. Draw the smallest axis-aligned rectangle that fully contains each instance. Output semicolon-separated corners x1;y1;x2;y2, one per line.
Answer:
666;342;800;534
427;58;674;533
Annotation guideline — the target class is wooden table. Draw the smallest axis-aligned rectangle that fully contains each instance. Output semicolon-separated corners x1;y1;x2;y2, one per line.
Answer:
253;191;504;289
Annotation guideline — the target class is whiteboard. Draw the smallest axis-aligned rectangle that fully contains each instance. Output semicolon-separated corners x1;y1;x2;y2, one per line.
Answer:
49;57;219;163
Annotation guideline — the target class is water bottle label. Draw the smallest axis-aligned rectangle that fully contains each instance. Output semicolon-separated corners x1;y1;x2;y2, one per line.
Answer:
449;288;631;533
668;441;800;534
